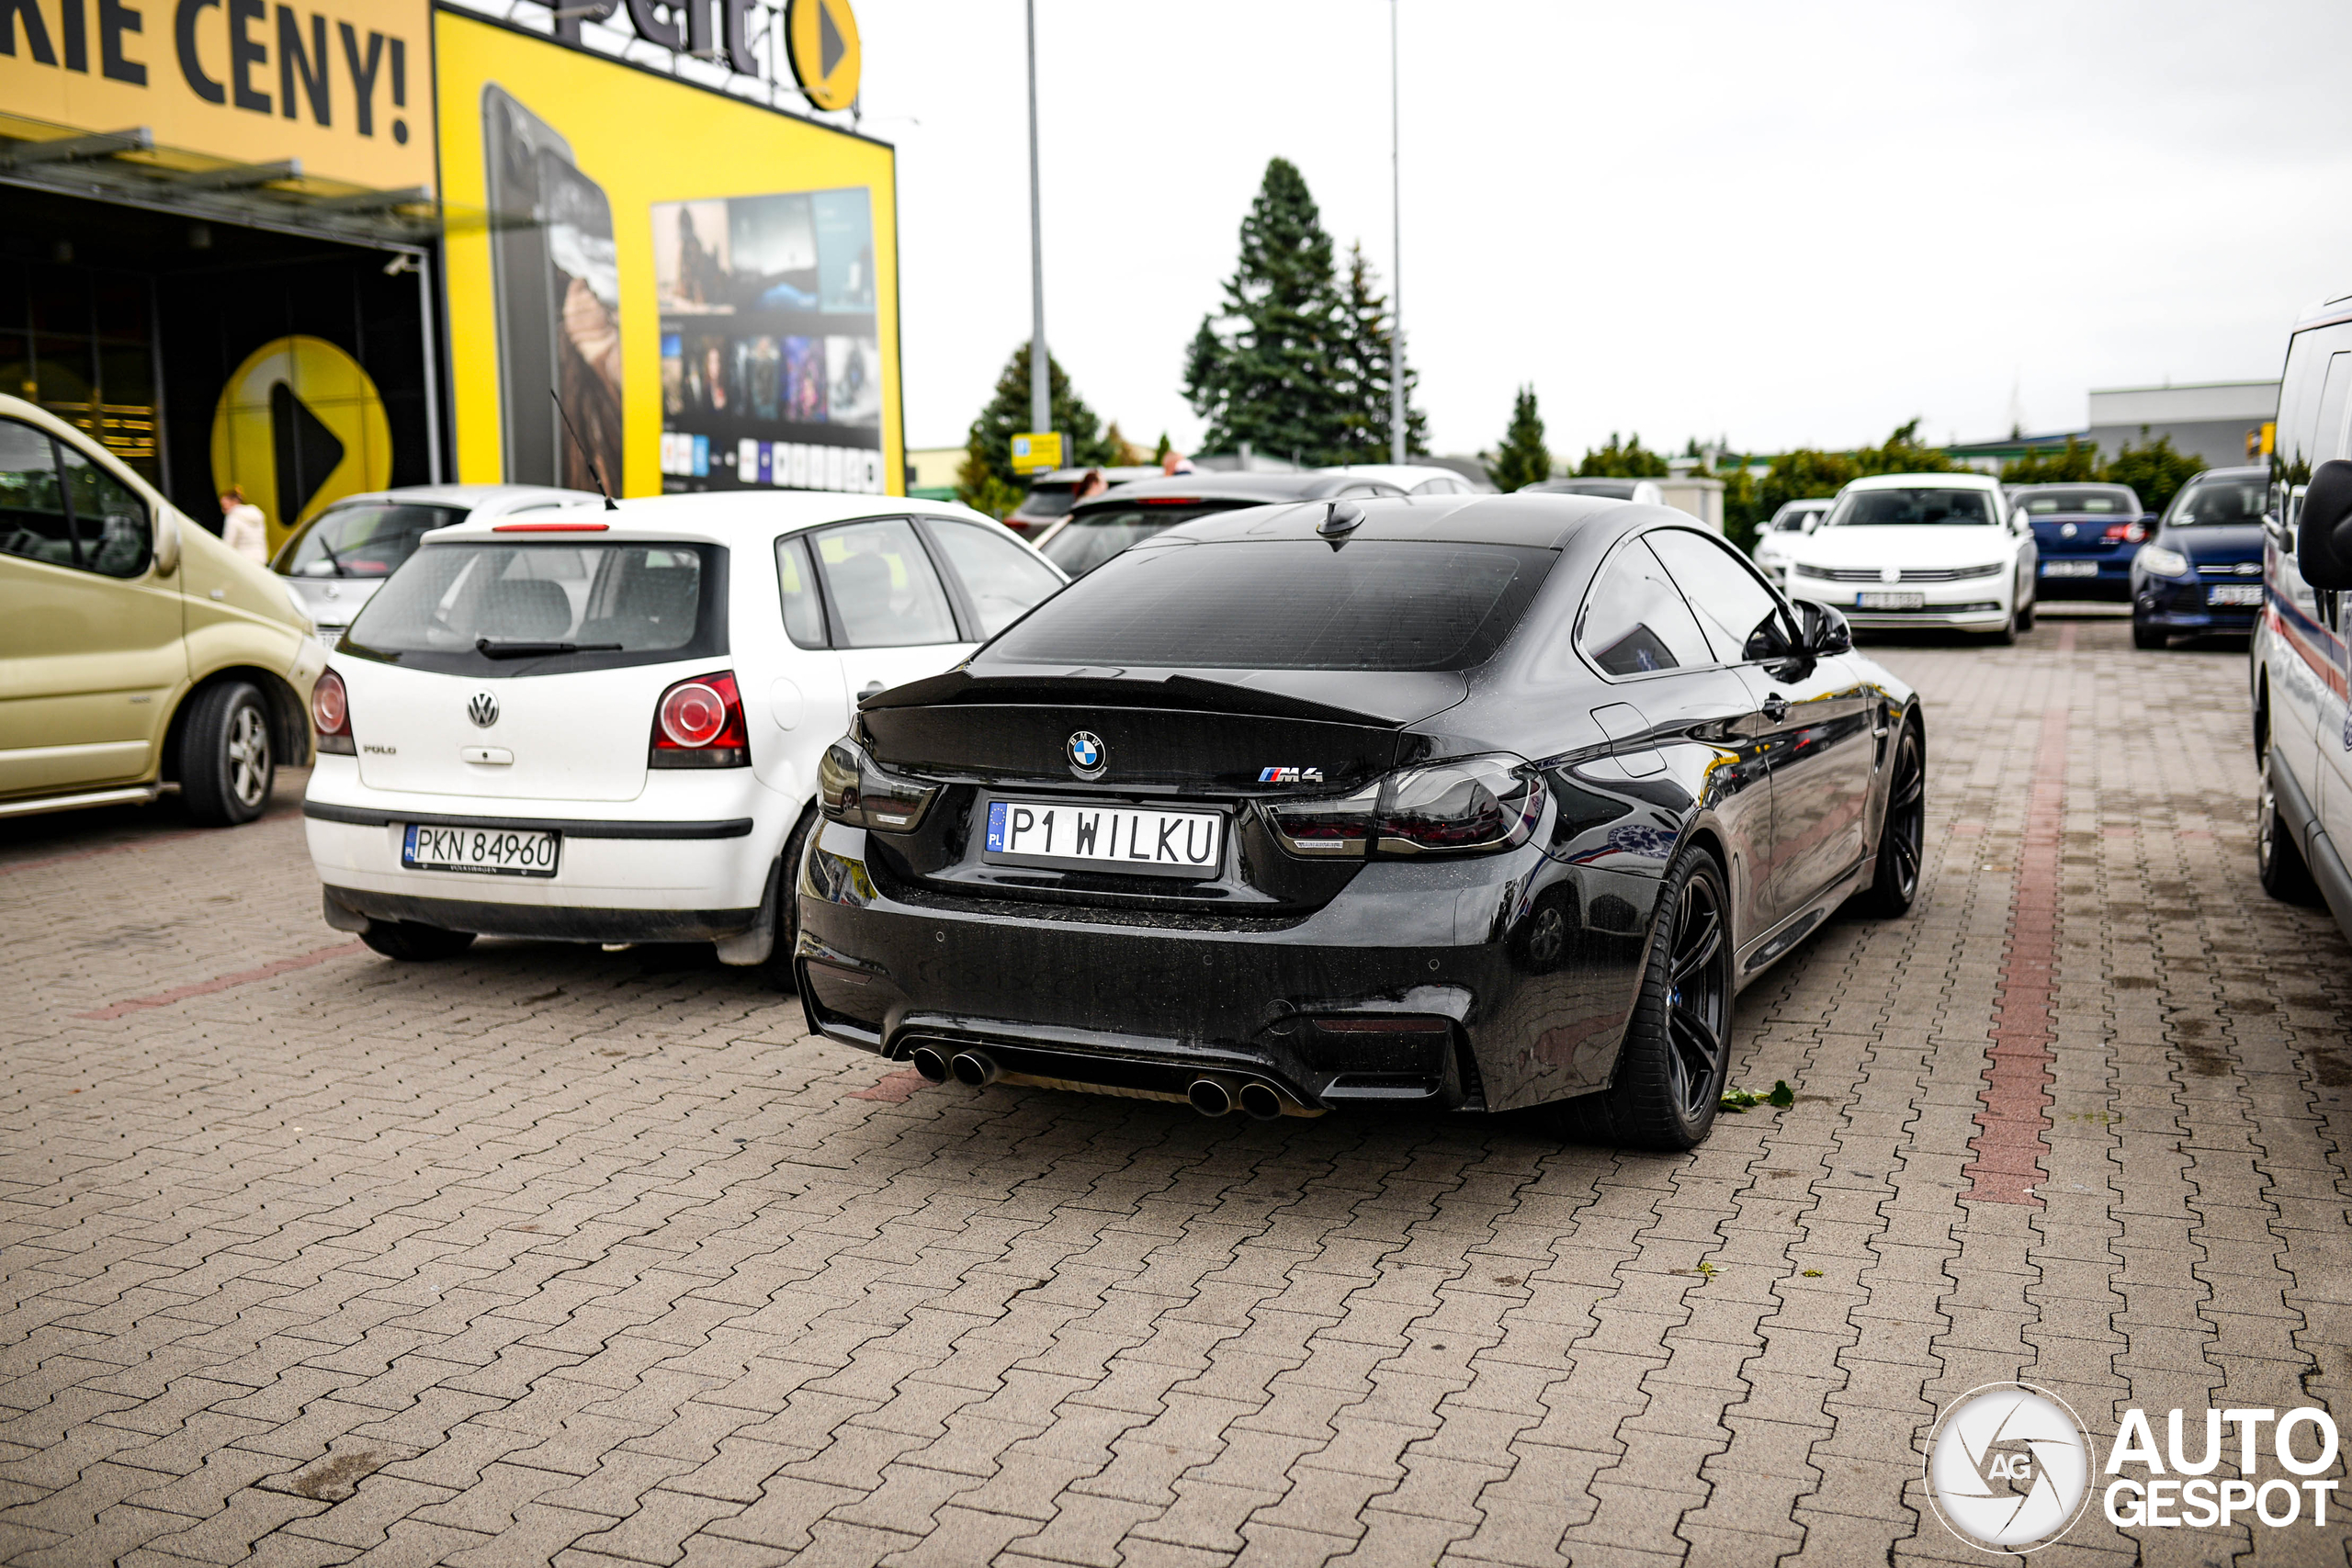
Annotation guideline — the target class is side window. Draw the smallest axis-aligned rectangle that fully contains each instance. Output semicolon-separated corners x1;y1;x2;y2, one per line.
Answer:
1645;529;1791;663
811;517;959;648
55;442;151;578
0;421;74;570
926;517;1063;637
1577;537;1713;676
775;534;827;648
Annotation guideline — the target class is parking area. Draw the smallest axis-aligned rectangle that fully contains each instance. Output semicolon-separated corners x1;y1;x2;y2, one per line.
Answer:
2;615;2347;1567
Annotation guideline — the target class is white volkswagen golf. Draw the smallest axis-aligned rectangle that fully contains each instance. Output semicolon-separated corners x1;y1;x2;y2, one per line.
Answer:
301;492;1067;983
1780;472;2038;642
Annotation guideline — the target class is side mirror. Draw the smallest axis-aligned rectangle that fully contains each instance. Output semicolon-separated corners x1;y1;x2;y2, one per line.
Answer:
152;511;180;577
2299;458;2352;589
1794;598;1853;657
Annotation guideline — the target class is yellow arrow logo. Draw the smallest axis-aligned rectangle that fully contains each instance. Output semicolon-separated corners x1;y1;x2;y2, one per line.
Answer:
209;335;393;552
786;0;861;113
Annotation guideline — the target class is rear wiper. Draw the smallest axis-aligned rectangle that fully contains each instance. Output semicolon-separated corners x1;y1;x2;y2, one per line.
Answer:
474;638;624;660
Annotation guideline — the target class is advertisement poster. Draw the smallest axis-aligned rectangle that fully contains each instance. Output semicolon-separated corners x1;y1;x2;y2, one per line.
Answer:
434;10;901;499
651;187;886;494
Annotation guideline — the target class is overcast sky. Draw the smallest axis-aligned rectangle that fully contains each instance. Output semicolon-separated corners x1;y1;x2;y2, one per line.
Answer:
856;1;2352;462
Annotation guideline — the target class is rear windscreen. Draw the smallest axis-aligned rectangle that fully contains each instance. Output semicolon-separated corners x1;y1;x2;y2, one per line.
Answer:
2019;488;2140;515
987;540;1555;671
275;503;459;578
341;541;726;676
1041;503;1238;577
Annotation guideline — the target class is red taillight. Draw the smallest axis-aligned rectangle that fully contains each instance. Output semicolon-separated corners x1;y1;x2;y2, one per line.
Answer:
650;671;749;768
311;669;354;754
2104;522;2147;544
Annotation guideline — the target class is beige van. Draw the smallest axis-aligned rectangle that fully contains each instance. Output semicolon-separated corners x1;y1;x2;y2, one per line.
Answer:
0;394;324;826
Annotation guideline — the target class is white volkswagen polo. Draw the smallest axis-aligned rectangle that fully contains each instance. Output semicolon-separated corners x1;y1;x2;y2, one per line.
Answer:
301;491;1066;983
1780;471;2038;642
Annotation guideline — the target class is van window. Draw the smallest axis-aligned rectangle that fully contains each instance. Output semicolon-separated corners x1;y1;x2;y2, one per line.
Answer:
0;420;74;570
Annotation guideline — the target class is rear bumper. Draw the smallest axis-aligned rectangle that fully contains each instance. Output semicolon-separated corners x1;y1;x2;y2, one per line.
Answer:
324;885;760;942
2035;563;2132;600
793;822;1645;1115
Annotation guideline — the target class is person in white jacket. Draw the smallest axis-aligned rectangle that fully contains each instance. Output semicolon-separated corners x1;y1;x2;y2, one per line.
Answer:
219;487;267;563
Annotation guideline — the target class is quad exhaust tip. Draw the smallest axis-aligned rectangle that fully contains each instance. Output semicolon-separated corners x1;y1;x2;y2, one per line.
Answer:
948;1050;998;1088
909;1045;949;1084
1187;1078;1233;1117
1237;1081;1284;1121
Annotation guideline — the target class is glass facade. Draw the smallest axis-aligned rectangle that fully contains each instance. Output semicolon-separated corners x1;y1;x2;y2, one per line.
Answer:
0;259;160;483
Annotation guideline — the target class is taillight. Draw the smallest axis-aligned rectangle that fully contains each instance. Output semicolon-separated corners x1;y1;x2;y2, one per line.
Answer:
312;669;354;755
649;671;749;768
1265;755;1544;859
818;738;940;832
2104;522;2147;544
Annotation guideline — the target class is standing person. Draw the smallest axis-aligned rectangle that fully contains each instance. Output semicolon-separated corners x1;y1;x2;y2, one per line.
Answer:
219;487;268;563
1160;448;1196;477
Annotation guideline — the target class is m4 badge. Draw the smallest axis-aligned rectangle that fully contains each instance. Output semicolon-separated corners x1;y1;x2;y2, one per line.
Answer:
1258;767;1324;784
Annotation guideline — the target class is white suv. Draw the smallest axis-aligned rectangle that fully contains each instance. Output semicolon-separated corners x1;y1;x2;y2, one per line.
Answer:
301;493;1066;982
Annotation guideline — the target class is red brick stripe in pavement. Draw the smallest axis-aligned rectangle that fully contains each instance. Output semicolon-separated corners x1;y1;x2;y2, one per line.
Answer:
851;1069;927;1102
1963;705;2067;1205
74;941;364;1020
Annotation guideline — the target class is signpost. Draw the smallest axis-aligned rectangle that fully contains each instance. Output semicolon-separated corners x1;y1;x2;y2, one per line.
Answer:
1011;433;1062;476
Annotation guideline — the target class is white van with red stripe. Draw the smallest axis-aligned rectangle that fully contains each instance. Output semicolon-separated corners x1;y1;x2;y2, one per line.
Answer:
2254;294;2352;939
301;491;1066;981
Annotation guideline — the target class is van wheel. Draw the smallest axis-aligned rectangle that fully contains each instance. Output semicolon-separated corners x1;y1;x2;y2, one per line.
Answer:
182;682;275;826
2256;757;2321;906
1552;847;1732;1151
360;920;478;961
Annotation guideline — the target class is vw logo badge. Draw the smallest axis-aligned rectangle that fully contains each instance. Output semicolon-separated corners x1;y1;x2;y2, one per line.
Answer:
1066;730;1106;781
468;692;500;729
1879;566;1902;584
2061;522;2078;538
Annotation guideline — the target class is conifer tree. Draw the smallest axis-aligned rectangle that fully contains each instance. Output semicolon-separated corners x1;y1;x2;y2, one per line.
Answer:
1489;386;1552;491
956;343;1114;516
1182;158;1349;461
1329;243;1426;463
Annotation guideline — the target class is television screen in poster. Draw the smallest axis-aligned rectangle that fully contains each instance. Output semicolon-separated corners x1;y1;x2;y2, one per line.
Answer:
653;187;884;494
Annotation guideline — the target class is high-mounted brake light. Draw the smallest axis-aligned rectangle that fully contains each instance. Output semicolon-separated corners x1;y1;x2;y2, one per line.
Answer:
1136;496;1202;505
311;669;354;755
649;671;749;768
492;520;611;532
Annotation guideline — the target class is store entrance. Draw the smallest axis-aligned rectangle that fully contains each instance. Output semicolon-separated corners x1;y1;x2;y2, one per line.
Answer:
0;187;439;551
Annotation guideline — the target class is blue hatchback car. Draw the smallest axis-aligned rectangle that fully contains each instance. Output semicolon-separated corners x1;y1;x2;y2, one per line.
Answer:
2011;482;2149;602
2130;466;2268;648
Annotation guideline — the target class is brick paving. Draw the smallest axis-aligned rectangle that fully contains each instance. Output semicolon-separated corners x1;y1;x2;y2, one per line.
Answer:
2;615;2347;1566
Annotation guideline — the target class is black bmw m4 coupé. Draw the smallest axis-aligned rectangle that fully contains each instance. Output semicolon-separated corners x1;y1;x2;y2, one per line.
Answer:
795;493;1924;1149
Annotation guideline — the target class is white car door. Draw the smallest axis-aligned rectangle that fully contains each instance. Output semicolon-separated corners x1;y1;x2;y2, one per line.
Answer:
808;516;978;705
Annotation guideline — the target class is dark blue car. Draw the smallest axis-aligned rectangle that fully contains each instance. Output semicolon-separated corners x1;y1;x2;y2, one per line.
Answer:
2130;466;2267;649
2011;482;2149;602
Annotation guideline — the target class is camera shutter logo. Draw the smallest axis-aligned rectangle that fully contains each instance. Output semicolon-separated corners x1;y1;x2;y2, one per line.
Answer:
469;692;500;729
1924;1382;2093;1552
1066;731;1105;781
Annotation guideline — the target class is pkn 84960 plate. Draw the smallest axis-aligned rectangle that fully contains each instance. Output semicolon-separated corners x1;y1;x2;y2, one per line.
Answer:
401;824;560;877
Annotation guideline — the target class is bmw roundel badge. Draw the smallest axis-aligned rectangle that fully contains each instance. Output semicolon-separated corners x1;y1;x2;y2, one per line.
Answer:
1067;730;1106;781
468;692;500;729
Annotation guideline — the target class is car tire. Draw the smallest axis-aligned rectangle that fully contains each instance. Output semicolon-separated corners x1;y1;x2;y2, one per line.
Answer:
1853;718;1925;918
2016;597;2035;633
2256;755;2321;906
1552;846;1733;1152
756;810;820;994
179;681;276;827
2132;617;2166;650
1989;604;2018;646
359;920;479;961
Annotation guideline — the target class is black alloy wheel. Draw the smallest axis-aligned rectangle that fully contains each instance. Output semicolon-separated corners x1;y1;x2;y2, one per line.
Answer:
1555;848;1733;1151
1856;719;1925;917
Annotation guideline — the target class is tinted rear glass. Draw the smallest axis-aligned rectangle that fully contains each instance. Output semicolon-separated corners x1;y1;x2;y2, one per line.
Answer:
1010;484;1078;521
1041;503;1237;577
988;540;1554;671
342;541;726;676
276;502;459;578
2019;488;2139;515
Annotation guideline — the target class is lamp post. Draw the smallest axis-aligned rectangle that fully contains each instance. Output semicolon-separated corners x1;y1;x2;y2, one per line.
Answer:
1389;0;1406;465
1025;0;1050;441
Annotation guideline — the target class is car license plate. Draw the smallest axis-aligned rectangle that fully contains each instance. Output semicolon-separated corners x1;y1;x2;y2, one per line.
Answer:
1856;591;1925;611
315;626;344;648
984;799;1223;875
2042;560;2099;577
401;823;560;877
2209;584;2264;606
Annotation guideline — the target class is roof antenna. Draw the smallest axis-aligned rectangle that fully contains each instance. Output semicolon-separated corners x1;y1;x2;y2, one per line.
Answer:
550;391;619;511
1317;498;1363;547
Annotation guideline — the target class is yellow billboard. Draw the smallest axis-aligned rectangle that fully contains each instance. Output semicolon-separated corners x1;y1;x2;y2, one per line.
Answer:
435;11;903;501
0;0;433;191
